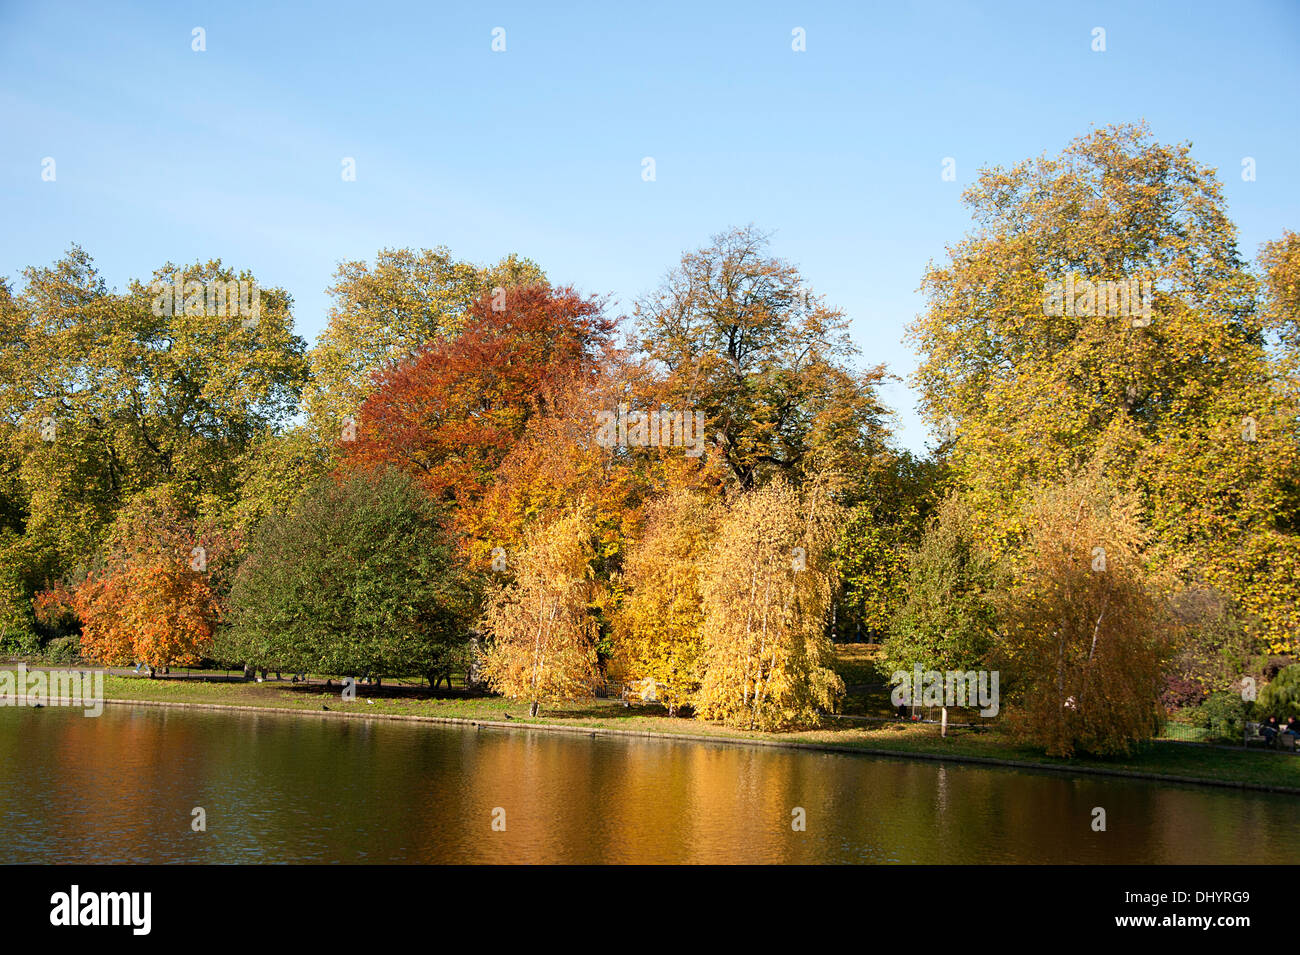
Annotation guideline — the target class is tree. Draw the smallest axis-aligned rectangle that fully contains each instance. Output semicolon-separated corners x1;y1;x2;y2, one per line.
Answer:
73;488;233;671
835;451;947;641
225;425;332;543
342;285;615;507
481;509;601;717
908;124;1300;652
612;490;718;715
997;472;1174;757
223;467;475;682
0;248;306;572
1257;665;1300;718
635;225;890;490
1259;230;1300;372
1163;585;1266;702
303;247;545;437
695;478;845;729
881;494;1001;677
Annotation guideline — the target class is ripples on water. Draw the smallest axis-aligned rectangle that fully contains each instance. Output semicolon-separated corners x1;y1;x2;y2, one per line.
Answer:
0;705;1294;863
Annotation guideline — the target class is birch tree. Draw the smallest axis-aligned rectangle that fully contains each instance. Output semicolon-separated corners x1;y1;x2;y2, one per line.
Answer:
481;510;600;717
695;479;844;729
997;470;1174;756
612;489;719;715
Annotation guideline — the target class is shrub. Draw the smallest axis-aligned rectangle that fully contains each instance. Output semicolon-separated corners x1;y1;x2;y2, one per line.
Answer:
0;626;39;659
1194;690;1252;742
42;635;82;665
1161;676;1208;712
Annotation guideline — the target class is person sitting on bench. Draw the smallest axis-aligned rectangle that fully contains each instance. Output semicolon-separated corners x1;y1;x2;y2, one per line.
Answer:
1262;715;1281;745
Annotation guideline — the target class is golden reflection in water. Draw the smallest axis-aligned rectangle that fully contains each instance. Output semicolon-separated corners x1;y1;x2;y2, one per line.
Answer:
1;706;1295;864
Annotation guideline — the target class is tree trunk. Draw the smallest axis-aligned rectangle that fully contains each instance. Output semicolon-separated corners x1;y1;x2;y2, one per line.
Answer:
529;700;539;717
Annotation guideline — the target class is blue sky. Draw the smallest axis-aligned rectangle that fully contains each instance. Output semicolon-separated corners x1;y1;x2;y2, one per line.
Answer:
2;0;1297;450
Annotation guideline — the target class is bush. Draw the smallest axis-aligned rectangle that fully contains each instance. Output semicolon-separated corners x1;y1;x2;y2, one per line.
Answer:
41;635;82;665
1193;690;1252;742
1161;676;1208;712
0;626;40;659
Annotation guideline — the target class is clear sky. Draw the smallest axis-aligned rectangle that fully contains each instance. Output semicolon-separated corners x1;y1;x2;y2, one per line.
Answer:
2;0;1297;450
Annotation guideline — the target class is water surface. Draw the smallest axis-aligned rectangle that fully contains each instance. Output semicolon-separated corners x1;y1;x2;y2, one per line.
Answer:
1;705;1294;863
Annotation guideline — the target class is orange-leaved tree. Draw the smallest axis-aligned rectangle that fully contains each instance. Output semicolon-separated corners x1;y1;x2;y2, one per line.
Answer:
74;488;234;671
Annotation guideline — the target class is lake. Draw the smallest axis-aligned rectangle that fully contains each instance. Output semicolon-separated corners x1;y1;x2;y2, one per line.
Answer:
2;705;1295;863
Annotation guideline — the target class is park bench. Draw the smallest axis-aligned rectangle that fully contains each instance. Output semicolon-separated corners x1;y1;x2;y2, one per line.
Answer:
1244;722;1270;747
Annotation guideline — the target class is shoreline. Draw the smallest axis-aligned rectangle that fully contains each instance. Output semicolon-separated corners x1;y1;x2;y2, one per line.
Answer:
32;692;1300;797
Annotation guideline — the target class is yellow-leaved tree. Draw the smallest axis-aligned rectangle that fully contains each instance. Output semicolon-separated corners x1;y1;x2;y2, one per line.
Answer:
908;122;1300;653
998;469;1175;757
481;509;599;717
696;479;845;730
612;489;719;715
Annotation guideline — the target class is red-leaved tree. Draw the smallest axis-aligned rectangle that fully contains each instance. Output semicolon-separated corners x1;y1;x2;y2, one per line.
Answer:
341;285;615;506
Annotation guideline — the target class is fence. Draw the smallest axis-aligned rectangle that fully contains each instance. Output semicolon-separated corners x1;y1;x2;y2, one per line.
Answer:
1156;721;1211;743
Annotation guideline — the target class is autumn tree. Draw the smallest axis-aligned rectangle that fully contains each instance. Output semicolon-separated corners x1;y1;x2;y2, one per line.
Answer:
1259;230;1300;372
635;225;890;491
612;489;719;715
481;509;601;717
0;248;306;573
908;124;1300;652
341;285;615;508
73;488;233;671
304;247;545;437
696;478;845;730
997;472;1174;757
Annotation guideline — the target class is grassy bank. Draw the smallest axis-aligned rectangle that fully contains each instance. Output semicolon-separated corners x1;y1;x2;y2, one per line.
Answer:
13;666;1299;793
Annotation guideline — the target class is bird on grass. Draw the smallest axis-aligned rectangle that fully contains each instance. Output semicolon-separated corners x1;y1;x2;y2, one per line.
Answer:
502;712;513;720
322;704;330;711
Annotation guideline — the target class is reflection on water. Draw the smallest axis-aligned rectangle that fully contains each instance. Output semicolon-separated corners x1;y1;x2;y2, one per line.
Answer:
0;705;1294;863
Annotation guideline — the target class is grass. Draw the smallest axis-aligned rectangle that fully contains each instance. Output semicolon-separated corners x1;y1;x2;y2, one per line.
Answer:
12;659;1299;793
